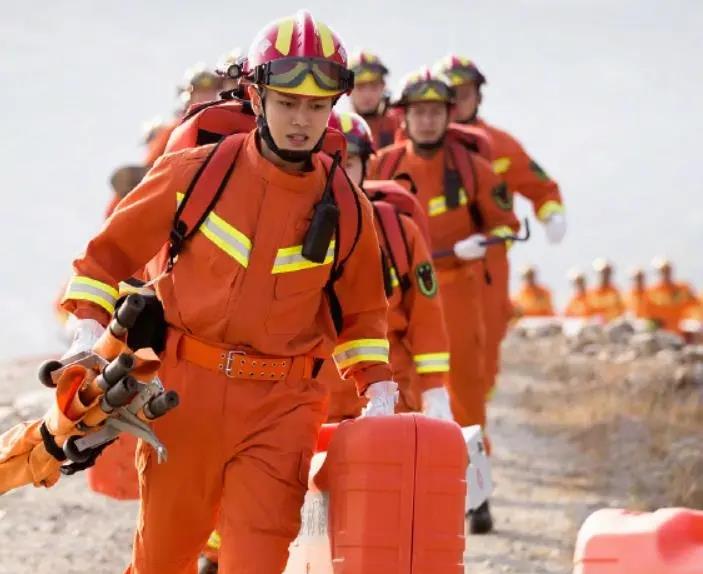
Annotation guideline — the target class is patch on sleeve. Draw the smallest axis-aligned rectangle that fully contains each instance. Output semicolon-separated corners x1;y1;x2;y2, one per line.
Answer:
491;182;513;211
529;159;550;181
415;262;438;298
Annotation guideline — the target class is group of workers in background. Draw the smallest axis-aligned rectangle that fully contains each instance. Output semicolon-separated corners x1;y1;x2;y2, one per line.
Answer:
513;257;703;335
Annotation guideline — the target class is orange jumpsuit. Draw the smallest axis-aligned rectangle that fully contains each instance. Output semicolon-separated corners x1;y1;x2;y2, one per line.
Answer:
325;211;450;419
61;132;392;574
512;284;555;317
645;282;698;333
587;285;625;322
625;288;652;319
472;118;563;391
564;292;592;317
364;111;402;150
371;140;519;435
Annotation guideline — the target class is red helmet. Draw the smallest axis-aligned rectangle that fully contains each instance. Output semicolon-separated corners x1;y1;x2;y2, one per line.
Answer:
349;50;389;84
433;54;486;88
328;111;374;158
394;67;455;107
247;10;354;98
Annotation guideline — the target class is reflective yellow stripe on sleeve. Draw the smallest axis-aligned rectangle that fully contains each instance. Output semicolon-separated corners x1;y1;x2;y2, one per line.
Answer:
333;339;390;369
63;276;119;314
414;352;450;374
428;189;468;217
272;241;335;274
176;193;252;268
536;200;565;222
492;156;512;175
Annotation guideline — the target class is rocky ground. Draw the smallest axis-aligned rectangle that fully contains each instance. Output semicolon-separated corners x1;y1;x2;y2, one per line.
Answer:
1;324;701;573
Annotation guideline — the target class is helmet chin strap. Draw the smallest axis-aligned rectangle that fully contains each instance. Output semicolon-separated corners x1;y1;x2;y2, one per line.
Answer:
255;88;324;164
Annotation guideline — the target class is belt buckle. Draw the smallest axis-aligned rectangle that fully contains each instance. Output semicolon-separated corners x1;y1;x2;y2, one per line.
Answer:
223;350;245;378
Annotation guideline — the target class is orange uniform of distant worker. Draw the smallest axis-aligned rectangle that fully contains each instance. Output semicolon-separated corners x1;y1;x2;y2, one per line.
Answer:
434;54;565;394
324;111;450;420
512;267;554;317
646;259;699;333
371;70;519;437
564;271;592;318
587;259;625;322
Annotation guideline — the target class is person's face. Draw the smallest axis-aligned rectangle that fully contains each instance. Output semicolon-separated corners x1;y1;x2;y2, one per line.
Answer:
344;153;364;187
633;273;645;290
599;268;612;286
524;270;536;286
575;278;586;293
405;102;449;146
189;86;221;105
249;86;334;154
350;80;386;114
452;81;480;122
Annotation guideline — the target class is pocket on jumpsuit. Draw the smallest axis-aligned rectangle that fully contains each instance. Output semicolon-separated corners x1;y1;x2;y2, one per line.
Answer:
266;266;331;336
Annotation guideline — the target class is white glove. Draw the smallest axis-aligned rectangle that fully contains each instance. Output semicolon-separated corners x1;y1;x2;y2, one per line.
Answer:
421;387;454;421
361;381;398;417
544;213;567;244
453;234;487;260
61;318;105;359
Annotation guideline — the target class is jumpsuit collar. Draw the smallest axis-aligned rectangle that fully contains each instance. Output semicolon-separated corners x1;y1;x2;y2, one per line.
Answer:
245;132;324;192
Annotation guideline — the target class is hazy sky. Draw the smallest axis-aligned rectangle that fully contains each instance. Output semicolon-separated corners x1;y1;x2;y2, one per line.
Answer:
2;0;702;359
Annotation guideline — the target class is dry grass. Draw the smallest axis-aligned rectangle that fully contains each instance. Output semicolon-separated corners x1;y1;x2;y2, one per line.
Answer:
504;334;703;510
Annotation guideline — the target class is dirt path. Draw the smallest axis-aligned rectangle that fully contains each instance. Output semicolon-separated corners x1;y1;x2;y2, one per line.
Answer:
0;356;607;574
464;365;608;574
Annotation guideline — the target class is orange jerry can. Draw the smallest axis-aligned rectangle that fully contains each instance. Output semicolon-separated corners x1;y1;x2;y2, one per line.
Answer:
86;433;139;500
573;507;703;574
317;414;467;574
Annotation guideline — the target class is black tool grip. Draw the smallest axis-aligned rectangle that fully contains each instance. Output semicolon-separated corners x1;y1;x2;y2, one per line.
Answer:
143;390;180;420
103;375;139;409
99;354;135;390
37;360;63;388
115;294;146;330
63;435;93;463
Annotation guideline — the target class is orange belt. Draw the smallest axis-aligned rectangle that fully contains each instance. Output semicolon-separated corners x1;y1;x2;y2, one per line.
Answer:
175;333;312;382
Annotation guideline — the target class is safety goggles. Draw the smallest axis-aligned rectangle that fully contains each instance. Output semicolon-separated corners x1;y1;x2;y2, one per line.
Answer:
402;79;454;104
252;58;355;93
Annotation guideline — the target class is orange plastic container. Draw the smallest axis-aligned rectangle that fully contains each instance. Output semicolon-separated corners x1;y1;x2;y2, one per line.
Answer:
573;507;703;574
87;433;139;500
317;414;467;574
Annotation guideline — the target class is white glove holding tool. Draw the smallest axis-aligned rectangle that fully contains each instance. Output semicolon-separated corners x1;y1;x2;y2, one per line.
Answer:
421;387;454;421
361;381;398;417
544;213;567;244
453;234;488;261
61;318;105;359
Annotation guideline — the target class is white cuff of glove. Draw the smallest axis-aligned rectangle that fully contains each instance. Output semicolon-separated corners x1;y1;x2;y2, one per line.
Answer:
421;387;454;421
544;213;567;244
361;380;398;417
61;318;105;359
453;234;487;260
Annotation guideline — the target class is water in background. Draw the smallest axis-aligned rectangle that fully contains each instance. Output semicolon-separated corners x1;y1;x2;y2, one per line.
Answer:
1;0;702;360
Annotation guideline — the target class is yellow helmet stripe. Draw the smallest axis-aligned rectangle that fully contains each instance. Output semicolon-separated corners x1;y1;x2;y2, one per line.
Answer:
275;19;295;56
317;22;336;58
